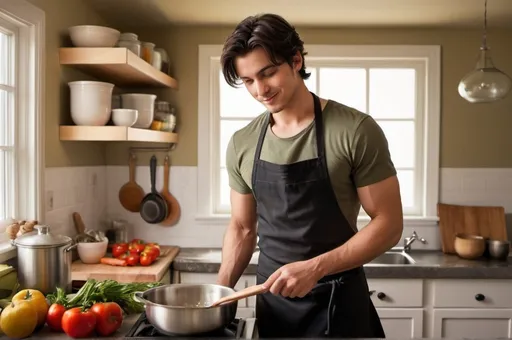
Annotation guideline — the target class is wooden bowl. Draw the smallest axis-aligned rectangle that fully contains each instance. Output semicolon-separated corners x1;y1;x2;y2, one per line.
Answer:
454;233;485;260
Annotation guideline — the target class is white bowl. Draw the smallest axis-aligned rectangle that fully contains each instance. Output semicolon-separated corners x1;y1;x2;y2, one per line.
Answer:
69;81;114;126
68;25;120;47
112;108;138;127
77;238;109;264
120;93;157;128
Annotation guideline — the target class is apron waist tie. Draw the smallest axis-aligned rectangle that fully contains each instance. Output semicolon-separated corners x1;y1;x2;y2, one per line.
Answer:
324;279;343;336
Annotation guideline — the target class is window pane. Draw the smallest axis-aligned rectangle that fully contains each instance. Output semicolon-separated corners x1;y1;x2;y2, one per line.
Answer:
397;170;415;209
369;68;416;119
319;68;366;112
220;119;252;167
219;167;230;208
219;70;266;118
0;150;13;220
377;120;415;168
304;67;316;92
0;31;9;86
0;90;13;146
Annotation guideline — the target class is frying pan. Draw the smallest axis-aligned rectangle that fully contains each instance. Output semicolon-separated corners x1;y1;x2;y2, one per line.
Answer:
140;155;168;224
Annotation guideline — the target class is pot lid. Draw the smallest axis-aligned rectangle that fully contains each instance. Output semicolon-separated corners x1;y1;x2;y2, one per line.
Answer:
14;225;72;247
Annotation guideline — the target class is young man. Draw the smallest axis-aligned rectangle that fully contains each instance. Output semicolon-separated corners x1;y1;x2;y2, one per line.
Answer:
216;13;403;338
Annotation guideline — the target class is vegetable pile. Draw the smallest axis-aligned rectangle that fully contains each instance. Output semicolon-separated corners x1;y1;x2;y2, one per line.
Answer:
101;239;162;266
44;279;161;337
47;279;161;314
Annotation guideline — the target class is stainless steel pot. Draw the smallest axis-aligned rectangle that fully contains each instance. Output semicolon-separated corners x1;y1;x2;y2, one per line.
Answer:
13;225;76;294
134;284;238;335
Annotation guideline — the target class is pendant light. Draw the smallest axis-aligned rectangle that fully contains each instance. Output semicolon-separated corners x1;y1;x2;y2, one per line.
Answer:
458;0;512;103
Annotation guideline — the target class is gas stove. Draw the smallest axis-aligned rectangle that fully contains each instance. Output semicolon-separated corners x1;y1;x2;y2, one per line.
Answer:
125;312;258;339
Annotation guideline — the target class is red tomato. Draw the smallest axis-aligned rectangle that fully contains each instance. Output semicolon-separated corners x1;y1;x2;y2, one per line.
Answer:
144;245;160;259
126;253;140;266
46;303;67;332
139;251;155;266
90;302;123;336
112;243;128;258
61;307;96;338
129;241;145;255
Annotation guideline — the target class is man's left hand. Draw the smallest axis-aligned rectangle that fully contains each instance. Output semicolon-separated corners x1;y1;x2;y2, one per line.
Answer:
262;260;323;298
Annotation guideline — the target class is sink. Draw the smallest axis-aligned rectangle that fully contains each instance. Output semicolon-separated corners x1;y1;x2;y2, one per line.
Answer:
366;251;416;266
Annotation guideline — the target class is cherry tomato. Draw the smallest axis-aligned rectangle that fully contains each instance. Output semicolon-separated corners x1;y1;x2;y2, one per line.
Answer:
46;303;67;332
90;302;123;336
129;241;145;255
126;253;140;266
112;243;128;258
61;307;96;338
143;245;159;259
140;251;155;266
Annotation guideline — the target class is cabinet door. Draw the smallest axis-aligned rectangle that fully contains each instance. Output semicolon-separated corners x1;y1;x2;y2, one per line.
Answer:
376;308;423;339
432;309;512;338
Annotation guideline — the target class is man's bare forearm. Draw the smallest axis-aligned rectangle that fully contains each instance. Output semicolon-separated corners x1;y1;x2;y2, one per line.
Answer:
217;219;257;288
312;216;402;278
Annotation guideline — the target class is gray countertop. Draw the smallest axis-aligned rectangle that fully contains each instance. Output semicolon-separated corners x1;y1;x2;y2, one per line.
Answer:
172;248;512;279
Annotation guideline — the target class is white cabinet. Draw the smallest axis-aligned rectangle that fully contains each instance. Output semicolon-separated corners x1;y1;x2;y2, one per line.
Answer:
430;279;512;338
432;309;512;338
377;308;424;339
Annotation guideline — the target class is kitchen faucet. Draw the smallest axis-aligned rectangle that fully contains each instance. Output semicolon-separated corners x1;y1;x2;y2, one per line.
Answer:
403;231;427;253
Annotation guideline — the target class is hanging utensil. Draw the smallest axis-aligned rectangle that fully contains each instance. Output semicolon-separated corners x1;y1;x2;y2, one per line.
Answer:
160;155;181;226
118;153;145;212
140;155;168;224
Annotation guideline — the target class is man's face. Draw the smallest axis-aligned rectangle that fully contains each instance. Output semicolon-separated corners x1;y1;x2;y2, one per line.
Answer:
234;47;302;113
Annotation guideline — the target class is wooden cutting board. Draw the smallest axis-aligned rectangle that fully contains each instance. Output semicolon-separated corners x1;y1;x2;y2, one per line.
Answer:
71;246;180;283
437;203;508;254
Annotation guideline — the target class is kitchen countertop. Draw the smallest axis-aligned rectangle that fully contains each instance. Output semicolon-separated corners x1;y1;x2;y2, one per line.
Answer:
6;313;511;340
172;248;512;279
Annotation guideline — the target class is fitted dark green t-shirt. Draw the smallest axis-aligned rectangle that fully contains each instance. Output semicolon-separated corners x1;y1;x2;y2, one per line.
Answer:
225;99;396;231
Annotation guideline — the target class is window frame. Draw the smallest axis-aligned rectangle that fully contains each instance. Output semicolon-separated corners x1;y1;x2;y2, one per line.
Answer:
197;44;440;228
0;0;45;235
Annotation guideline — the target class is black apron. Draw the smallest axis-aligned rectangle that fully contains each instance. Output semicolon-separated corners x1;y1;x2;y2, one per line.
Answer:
252;92;385;338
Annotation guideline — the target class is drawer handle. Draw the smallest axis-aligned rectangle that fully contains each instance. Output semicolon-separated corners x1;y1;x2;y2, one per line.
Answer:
475;293;485;301
368;290;387;300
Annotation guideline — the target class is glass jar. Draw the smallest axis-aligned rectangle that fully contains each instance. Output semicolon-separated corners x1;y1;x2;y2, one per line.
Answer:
141;42;155;64
153;101;177;132
116;32;141;57
154;48;170;74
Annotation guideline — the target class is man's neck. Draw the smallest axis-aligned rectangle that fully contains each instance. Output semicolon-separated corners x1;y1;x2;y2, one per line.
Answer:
271;84;314;128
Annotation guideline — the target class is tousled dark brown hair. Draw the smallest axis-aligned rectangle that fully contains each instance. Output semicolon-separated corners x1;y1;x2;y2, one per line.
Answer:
221;13;310;87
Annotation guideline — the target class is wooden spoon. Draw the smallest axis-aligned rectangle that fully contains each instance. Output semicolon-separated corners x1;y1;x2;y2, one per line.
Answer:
209;284;268;308
160;155;181;226
118;153;145;212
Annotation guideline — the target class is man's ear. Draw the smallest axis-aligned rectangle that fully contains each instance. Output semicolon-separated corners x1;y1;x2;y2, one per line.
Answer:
292;51;303;72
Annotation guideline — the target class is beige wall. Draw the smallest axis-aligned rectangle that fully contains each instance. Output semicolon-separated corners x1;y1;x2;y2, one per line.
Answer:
29;0;512;168
106;25;512;167
27;0;108;167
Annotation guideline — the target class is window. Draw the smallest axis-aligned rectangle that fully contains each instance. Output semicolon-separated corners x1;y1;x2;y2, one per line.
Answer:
197;45;440;227
0;1;45;232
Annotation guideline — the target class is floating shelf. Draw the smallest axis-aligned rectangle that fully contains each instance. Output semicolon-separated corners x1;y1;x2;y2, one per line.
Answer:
59;47;179;89
59;126;179;143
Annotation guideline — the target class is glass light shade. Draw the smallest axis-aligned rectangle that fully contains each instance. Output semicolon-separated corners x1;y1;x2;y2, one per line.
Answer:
458;47;512;103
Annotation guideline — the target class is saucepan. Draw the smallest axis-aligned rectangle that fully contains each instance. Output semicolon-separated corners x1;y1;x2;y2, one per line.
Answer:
133;283;239;335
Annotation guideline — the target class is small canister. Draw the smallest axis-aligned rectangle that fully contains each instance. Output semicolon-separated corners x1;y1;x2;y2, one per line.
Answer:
141;42;155;64
116;32;141;57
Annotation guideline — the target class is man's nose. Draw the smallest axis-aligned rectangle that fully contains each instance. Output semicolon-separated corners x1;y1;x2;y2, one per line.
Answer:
255;80;269;97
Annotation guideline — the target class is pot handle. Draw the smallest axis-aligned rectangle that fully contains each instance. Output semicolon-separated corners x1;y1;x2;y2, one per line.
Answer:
64;243;77;252
133;291;148;304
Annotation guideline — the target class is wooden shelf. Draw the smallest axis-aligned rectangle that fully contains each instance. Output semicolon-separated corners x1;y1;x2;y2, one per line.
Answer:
59;126;179;143
59;47;179;89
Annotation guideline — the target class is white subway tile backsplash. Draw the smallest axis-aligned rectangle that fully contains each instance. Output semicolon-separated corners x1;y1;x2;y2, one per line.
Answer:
43;166;512;250
44;167;107;237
